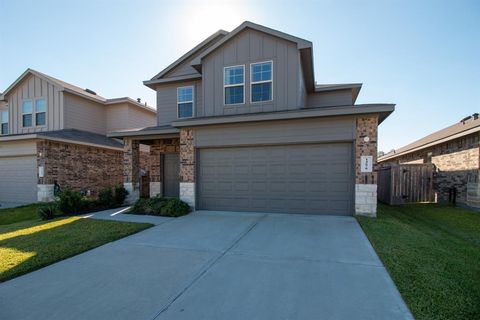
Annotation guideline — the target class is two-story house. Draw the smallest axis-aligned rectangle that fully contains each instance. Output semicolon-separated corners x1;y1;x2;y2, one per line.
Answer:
0;69;156;207
110;21;395;217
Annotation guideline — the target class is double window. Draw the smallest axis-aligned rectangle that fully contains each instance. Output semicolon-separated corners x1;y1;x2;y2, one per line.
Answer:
22;98;46;127
177;86;194;118
224;65;245;105
223;61;273;105
0;110;8;135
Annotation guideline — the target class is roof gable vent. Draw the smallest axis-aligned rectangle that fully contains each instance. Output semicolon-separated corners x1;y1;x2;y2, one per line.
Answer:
84;88;97;95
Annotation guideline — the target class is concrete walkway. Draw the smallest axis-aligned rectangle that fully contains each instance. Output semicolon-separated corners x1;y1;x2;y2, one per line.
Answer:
0;211;413;320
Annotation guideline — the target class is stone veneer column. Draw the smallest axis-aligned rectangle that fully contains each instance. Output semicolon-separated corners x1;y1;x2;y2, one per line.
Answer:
355;116;379;217
179;129;195;209
149;141;162;198
124;139;140;203
36;141;54;202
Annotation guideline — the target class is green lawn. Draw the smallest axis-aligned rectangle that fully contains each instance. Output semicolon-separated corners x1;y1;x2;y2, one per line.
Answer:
0;204;152;282
357;203;480;320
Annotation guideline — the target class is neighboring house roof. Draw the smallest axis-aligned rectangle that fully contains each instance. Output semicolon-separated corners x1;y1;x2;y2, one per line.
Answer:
0;129;123;150
108;125;179;138
379;114;480;162
0;69;156;113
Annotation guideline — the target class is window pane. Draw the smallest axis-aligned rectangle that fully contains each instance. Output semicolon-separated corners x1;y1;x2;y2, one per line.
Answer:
224;66;244;85
36;99;46;112
252;82;272;102
36;112;46;126
22;100;32;114
225;86;244;104
252;62;272;82
23;114;32;127
178;102;193;118
1;111;7;123
1;123;7;135
177;87;193;103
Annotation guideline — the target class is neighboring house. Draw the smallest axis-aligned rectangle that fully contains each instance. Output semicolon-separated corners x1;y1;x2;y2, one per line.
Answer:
378;114;480;208
0;69;156;207
110;21;395;217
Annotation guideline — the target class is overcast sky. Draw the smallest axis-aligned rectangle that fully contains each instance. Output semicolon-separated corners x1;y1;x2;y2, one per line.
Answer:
1;0;479;152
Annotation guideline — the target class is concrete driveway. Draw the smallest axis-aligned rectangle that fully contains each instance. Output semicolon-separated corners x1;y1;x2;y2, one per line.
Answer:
0;211;413;320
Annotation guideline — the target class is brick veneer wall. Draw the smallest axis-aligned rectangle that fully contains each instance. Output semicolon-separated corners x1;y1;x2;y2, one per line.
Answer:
355;116;379;217
124;139;139;184
355;116;378;184
179;129;195;183
37;140;123;196
381;133;480;204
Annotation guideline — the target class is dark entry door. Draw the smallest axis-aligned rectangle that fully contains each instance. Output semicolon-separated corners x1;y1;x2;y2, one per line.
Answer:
163;153;180;197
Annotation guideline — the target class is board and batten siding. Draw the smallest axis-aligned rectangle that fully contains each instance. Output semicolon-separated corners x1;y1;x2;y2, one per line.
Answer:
63;92;106;135
4;74;63;134
194;116;356;148
156;81;202;126
202;29;302;117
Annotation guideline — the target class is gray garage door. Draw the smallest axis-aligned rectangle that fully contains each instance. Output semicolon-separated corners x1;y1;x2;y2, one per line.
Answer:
0;156;37;206
198;143;354;215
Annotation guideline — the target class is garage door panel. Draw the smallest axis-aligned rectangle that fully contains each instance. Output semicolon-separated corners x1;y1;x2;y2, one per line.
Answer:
0;156;37;205
198;144;353;215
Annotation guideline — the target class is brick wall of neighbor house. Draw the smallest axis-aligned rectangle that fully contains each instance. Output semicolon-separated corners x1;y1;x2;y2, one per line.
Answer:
37;140;123;199
385;133;480;206
179;129;195;208
355;116;379;217
149;138;180;197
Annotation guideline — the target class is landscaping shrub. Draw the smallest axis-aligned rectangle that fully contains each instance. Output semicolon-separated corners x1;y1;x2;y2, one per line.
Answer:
57;188;83;215
98;188;114;207
129;197;190;217
38;203;58;220
114;185;129;206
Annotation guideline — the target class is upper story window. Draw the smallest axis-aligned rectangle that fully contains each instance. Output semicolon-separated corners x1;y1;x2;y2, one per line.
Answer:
224;65;244;105
35;98;46;126
177;86;194;118
251;61;273;102
0;110;8;135
22;100;33;127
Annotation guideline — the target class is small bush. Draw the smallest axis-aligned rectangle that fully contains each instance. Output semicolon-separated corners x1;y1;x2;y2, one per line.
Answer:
114;185;129;206
160;198;190;217
38;203;58;220
57;188;83;215
98;188;114;207
129;197;190;217
79;198;100;212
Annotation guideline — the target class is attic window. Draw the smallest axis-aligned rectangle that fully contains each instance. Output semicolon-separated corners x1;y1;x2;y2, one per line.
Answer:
22;100;33;127
251;61;273;102
224;65;245;105
0;110;8;135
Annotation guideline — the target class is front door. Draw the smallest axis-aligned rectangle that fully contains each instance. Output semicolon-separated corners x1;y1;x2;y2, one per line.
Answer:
163;153;180;197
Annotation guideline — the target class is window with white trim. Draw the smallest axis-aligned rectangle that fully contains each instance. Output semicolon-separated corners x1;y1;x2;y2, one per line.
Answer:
22;100;33;127
251;61;273;102
224;65;244;105
177;86;194;118
35;98;46;126
0;110;8;135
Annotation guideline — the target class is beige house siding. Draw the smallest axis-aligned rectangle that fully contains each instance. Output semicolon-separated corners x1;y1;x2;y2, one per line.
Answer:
63;92;106;134
128;105;156;129
4;74;64;134
105;103;129;132
0;140;37;158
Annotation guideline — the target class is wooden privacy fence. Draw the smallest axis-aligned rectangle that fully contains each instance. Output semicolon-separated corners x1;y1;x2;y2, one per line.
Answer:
378;164;435;205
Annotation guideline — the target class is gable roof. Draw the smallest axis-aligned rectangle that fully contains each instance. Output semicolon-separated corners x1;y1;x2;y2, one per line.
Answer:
190;21;315;92
379;115;480;162
1;69;156;113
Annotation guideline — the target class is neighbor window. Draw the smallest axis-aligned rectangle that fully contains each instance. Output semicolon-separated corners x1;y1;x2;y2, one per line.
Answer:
224;65;244;105
35;98;46;126
22;100;33;127
251;61;273;102
177;86;194;118
0;111;8;135
426;152;433;163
